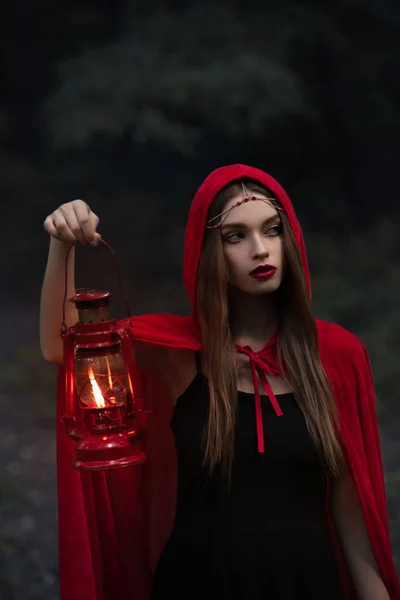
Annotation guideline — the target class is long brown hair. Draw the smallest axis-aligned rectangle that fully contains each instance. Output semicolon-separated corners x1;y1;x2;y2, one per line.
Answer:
196;178;343;481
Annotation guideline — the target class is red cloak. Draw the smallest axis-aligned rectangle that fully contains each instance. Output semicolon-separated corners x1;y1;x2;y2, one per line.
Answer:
56;164;399;599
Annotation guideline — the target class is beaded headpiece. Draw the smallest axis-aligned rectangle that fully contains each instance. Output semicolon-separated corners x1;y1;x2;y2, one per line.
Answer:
206;195;284;229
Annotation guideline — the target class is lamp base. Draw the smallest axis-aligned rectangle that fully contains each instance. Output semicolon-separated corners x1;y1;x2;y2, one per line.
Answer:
73;432;146;471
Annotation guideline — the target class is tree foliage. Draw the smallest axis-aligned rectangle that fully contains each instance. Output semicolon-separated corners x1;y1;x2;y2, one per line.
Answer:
44;2;400;155
44;4;310;153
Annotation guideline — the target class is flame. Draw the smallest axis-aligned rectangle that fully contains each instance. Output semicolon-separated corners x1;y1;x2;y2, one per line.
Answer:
88;366;106;408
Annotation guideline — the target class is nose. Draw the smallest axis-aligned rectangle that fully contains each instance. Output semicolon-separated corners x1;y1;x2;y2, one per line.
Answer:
251;233;270;259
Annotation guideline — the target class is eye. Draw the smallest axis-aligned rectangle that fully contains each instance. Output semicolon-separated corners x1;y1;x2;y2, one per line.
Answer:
224;232;244;243
265;224;282;236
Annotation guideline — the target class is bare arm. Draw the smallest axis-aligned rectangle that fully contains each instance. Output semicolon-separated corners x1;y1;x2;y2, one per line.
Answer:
39;199;197;403
331;465;390;600
40;239;77;363
40;200;100;364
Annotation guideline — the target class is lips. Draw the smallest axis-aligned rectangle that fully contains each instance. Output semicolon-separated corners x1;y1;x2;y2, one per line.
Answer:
249;264;276;275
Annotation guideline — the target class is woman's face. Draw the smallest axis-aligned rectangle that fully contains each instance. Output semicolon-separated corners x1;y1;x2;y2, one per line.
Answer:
220;193;284;295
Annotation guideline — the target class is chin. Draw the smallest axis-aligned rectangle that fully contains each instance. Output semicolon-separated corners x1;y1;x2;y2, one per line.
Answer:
233;279;282;296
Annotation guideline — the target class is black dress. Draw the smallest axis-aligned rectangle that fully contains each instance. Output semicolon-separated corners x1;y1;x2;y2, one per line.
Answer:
151;356;345;600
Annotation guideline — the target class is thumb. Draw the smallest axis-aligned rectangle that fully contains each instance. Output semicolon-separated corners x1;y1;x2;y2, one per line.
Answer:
90;232;102;247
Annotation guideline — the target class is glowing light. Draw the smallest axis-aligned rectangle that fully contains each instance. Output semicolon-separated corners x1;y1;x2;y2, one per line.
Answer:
105;356;113;389
88;366;106;408
127;373;135;398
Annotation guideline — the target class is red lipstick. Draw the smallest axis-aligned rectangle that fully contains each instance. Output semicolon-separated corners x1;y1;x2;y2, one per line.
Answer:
249;264;277;279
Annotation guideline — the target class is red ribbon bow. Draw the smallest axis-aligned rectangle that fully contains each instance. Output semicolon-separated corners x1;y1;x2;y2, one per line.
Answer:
235;344;284;453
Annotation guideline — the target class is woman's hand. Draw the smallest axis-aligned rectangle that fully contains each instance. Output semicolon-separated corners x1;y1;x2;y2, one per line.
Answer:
43;199;101;246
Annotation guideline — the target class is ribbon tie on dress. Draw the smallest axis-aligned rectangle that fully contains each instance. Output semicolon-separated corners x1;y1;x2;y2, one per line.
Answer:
235;344;284;454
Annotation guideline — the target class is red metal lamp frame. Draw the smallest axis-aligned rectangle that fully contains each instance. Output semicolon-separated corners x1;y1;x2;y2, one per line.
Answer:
60;241;147;471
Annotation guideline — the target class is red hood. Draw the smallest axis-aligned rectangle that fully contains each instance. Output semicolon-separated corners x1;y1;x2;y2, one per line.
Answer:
183;164;311;311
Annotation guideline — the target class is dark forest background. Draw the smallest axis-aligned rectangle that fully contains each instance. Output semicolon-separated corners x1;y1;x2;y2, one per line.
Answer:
1;1;400;598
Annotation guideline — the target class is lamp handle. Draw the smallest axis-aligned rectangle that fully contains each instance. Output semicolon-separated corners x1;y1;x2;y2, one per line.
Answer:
60;239;132;337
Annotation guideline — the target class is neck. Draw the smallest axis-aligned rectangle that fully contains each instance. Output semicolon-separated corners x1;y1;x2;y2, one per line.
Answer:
229;289;277;349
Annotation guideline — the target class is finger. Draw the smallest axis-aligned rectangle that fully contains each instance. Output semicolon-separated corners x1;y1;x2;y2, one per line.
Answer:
88;213;101;246
52;213;77;244
59;204;86;245
87;231;102;248
72;202;97;244
90;211;100;230
43;215;60;238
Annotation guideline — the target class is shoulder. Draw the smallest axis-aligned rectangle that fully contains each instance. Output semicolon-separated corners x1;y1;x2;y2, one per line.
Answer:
316;321;376;416
316;319;367;364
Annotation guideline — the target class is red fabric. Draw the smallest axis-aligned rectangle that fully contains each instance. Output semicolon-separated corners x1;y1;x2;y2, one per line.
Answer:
235;339;283;453
57;164;399;599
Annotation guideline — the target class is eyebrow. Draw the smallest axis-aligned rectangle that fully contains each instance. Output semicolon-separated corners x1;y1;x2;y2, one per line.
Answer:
221;214;281;231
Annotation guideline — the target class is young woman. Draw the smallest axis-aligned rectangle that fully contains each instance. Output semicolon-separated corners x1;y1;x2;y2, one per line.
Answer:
40;164;399;600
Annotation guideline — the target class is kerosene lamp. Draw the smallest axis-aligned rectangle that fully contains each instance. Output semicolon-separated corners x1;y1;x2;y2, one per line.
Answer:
61;247;146;471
